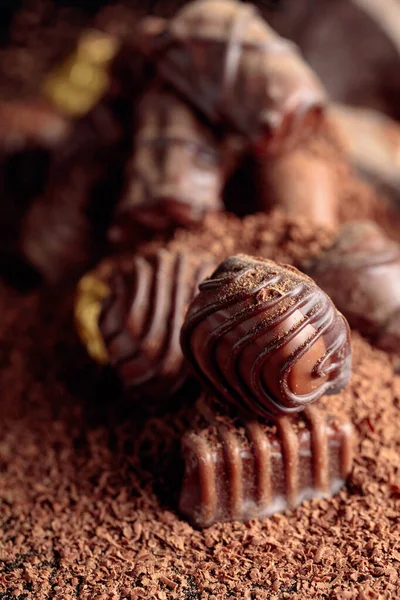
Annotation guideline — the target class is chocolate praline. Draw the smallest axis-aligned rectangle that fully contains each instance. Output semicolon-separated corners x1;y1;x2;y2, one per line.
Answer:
181;254;351;418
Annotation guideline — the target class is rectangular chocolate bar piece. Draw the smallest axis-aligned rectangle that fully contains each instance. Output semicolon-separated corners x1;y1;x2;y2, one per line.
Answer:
179;400;353;528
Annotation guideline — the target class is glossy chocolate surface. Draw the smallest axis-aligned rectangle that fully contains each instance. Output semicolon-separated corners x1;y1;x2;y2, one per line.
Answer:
181;254;351;418
180;397;354;527
137;0;326;155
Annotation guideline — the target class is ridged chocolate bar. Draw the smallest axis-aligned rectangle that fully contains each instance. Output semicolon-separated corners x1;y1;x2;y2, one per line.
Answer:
180;399;353;528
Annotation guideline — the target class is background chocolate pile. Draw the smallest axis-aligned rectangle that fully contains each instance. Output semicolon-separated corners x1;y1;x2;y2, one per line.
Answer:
1;0;400;598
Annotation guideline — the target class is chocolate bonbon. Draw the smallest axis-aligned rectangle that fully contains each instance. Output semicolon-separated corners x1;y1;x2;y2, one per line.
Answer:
109;83;240;242
181;254;351;418
75;248;217;402
137;0;326;155
179;396;354;527
303;221;400;352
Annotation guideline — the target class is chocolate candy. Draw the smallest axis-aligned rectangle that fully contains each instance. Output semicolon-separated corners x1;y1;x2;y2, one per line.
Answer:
257;138;339;228
181;254;351;418
302;221;400;352
109;83;240;242
137;0;326;155
75;248;217;402
180;396;354;527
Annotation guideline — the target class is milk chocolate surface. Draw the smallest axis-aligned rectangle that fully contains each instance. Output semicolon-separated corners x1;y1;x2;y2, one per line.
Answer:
180;397;354;528
181;254;352;418
303;221;400;351
137;0;326;155
75;248;216;403
109;83;237;243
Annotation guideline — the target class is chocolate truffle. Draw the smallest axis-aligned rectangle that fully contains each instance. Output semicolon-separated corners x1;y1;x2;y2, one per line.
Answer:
181;254;351;418
137;0;326;155
302;221;400;352
180;396;354;527
75;248;217;403
109;83;241;243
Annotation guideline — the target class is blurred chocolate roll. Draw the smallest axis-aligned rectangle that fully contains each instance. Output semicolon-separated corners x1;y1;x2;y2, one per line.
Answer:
109;83;241;244
302;221;400;353
0;99;70;153
257;136;339;228
75;248;217;404
181;254;352;418
137;0;326;155
180;396;354;527
328;104;400;204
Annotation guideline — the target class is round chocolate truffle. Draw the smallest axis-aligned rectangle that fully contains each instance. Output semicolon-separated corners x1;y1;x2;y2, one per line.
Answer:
181;254;351;418
75;247;216;403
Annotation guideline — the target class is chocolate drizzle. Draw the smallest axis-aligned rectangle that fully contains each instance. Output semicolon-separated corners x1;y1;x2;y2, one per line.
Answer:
98;248;216;401
181;254;351;417
180;398;354;527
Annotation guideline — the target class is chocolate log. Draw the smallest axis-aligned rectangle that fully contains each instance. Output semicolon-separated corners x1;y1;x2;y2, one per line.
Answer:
302;221;400;353
137;0;326;155
179;397;354;527
257;137;339;228
181;254;351;418
75;248;217;402
109;83;241;243
328;104;400;204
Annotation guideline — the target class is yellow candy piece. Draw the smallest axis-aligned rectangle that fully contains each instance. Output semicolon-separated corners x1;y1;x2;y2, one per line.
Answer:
42;29;120;118
74;273;110;365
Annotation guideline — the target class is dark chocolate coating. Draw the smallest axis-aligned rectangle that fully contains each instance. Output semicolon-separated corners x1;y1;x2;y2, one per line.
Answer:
180;396;353;527
303;221;400;351
138;0;326;155
109;83;236;244
181;254;351;418
99;248;216;402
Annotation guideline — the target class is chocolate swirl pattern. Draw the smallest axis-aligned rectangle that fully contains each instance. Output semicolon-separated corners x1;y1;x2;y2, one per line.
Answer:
76;248;216;403
179;399;354;528
181;254;351;418
138;0;326;155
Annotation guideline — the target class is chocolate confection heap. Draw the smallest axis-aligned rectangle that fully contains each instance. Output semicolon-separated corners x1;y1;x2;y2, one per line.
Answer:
180;397;353;528
137;0;327;155
303;221;400;353
75;248;216;403
109;83;239;243
181;254;351;418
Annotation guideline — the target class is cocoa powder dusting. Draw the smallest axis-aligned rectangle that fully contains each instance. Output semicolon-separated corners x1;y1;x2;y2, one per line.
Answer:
1;212;400;598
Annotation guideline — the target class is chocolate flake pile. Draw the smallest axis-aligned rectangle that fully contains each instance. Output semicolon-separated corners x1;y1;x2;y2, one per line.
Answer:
1;212;400;598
